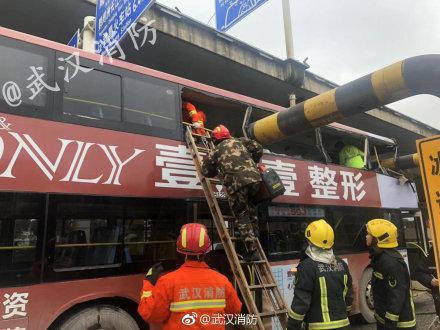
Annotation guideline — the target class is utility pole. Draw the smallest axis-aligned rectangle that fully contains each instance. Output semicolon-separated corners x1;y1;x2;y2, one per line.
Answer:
282;0;295;60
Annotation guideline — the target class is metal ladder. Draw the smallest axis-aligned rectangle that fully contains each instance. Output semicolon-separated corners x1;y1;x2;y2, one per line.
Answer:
185;126;288;329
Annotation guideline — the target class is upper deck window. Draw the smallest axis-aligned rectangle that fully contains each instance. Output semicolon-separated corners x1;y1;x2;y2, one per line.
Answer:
123;75;178;130
0;36;54;118
63;69;122;121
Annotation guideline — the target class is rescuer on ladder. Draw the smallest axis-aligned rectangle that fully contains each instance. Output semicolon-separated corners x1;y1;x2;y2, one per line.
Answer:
287;219;353;330
182;101;206;136
201;125;263;261
366;219;416;330
138;223;242;329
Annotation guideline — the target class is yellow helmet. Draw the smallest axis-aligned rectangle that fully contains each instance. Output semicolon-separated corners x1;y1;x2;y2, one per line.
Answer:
366;219;398;248
305;219;334;249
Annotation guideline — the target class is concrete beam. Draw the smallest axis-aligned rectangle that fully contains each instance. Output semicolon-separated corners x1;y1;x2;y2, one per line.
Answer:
84;0;438;138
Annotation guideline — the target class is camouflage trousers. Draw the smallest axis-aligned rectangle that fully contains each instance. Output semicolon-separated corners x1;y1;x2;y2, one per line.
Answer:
228;181;261;251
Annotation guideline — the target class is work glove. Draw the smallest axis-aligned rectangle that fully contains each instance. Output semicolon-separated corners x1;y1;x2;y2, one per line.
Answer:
192;121;202;129
145;262;164;285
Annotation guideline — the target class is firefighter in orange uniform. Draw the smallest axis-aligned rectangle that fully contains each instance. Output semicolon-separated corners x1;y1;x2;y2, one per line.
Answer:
138;223;242;329
182;101;206;135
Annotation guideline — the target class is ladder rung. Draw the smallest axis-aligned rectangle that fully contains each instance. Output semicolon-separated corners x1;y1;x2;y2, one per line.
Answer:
259;309;288;318
208;178;221;183
239;260;266;264
230;237;244;241
249;284;277;290
223;215;235;219
197;147;210;152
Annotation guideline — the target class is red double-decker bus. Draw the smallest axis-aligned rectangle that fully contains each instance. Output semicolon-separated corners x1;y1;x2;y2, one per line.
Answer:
0;27;422;329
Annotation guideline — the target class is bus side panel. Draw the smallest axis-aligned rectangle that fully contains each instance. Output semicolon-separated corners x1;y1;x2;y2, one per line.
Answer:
0;274;143;330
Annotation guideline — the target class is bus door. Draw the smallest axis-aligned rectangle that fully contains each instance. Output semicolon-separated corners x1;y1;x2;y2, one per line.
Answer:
401;210;428;277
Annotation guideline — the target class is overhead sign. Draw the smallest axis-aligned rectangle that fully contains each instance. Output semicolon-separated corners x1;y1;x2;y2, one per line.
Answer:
95;0;155;54
67;29;80;48
417;135;440;286
216;0;269;32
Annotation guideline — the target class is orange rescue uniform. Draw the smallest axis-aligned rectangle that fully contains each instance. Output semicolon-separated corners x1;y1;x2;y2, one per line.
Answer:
182;101;206;136
138;260;242;329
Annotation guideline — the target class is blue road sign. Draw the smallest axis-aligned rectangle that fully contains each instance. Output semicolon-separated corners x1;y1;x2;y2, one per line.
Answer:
95;0;155;54
67;29;79;48
216;0;269;32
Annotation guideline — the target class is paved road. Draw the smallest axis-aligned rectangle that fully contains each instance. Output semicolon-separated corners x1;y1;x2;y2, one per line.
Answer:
352;290;437;329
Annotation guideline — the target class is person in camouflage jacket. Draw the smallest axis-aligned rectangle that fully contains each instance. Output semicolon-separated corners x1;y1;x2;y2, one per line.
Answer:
201;125;263;255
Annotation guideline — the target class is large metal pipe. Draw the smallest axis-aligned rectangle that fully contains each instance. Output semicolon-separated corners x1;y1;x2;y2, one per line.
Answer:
380;153;419;170
248;55;440;144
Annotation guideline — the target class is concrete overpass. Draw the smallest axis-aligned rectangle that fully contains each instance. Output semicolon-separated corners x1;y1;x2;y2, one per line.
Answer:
2;0;438;154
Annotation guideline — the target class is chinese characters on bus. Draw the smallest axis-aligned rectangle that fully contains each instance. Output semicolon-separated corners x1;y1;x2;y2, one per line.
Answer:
2;292;28;321
1;23;156;109
154;144;368;203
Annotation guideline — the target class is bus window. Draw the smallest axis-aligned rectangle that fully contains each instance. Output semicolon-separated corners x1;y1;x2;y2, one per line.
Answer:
123;199;186;273
52;198;123;272
0;193;45;287
0;36;54;118
123;74;179;131
62;68;122;122
331;209;366;251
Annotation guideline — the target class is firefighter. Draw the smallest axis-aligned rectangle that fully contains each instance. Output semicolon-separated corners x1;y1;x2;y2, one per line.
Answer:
335;140;365;169
287;219;353;330
138;223;242;329
415;245;440;329
414;218;439;328
201;125;263;260
182;101;206;135
366;219;416;330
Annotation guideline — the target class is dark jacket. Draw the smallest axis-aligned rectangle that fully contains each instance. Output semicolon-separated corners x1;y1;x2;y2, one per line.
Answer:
201;137;263;195
287;256;353;330
370;248;416;329
415;246;436;290
415;246;440;316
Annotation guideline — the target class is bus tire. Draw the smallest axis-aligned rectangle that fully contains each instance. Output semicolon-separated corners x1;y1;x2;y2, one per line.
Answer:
359;267;375;323
58;304;140;330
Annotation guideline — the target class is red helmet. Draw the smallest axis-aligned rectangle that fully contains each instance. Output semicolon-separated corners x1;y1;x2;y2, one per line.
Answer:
182;101;197;114
213;125;231;140
176;223;212;255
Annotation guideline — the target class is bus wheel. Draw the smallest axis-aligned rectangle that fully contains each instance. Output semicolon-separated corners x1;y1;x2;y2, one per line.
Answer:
58;304;140;330
359;267;375;323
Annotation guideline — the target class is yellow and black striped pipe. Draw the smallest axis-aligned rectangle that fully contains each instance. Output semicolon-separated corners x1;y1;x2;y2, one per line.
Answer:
380;153;419;170
248;55;440;145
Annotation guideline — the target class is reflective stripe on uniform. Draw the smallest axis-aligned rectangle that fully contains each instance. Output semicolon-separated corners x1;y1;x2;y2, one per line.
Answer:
308;318;350;330
142;290;152;298
199;227;205;247
343;274;348;300
385;312;399;321
375;312;416;328
375;313;385;324
181;228;187;248
346;305;352;312
319;277;330;323
397;319;417;328
170;299;226;312
288;308;305;321
373;271;384;279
